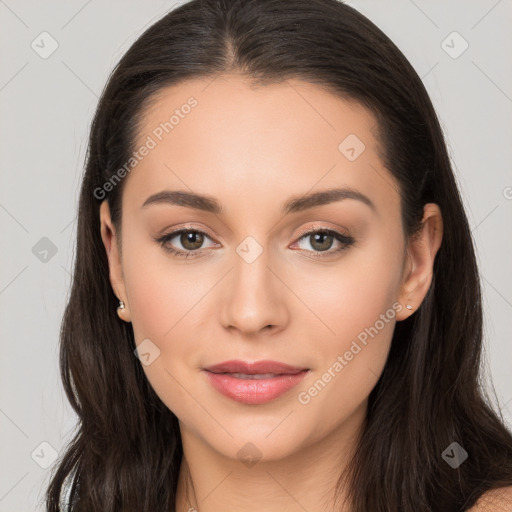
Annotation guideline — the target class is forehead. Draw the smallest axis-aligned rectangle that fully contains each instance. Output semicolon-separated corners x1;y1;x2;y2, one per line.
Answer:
123;74;398;217
135;74;381;156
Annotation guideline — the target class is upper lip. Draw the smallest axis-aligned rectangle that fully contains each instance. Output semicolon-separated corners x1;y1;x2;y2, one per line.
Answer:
203;360;308;375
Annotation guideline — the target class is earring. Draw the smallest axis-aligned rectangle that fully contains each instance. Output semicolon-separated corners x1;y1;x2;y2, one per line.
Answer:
116;299;131;322
406;304;413;310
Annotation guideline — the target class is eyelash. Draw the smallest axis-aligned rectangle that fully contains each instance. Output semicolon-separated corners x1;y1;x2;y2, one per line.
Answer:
155;226;355;260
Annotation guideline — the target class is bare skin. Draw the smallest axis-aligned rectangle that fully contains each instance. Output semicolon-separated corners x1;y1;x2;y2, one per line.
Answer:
99;74;443;512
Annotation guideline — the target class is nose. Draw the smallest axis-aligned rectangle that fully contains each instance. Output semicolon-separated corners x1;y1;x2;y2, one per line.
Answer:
219;247;290;337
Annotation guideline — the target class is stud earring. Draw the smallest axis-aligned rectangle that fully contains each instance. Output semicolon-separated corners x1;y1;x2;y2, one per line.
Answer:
116;299;131;323
406;304;413;310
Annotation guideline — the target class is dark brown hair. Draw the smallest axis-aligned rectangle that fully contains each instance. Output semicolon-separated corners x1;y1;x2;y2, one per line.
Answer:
46;0;512;510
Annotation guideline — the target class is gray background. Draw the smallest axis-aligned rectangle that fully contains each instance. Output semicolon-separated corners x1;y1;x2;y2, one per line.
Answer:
1;1;511;510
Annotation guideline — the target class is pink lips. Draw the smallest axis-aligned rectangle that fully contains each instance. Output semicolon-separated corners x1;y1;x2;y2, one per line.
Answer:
202;360;310;405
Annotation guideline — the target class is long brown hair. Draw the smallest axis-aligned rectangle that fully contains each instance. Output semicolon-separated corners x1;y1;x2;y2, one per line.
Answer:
46;0;512;510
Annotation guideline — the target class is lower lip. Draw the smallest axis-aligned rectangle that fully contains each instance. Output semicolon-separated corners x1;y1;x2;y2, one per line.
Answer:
203;370;309;405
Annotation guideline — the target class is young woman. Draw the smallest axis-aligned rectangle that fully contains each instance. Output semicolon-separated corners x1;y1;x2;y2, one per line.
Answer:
46;0;512;510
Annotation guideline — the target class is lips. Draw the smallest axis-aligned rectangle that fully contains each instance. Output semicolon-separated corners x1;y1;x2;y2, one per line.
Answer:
202;360;310;405
203;359;308;376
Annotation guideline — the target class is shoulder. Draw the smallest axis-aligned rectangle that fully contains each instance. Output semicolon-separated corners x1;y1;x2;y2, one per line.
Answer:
467;486;512;511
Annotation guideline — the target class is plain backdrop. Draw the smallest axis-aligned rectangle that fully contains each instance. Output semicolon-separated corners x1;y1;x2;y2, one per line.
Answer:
1;1;511;510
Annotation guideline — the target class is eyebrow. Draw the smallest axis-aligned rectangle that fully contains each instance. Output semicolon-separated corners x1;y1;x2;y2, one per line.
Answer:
141;187;376;215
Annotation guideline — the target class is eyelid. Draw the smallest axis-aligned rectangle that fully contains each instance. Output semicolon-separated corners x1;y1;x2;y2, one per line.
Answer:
156;222;355;258
157;223;350;244
292;222;351;240
160;225;218;246
289;224;355;256
158;223;216;240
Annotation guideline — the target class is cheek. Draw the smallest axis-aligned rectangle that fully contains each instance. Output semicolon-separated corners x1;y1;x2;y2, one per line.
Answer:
294;232;403;413
121;234;215;396
124;262;171;341
122;231;201;340
122;246;205;420
304;229;404;349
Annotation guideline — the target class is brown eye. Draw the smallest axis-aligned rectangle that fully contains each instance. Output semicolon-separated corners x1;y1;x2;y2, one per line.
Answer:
179;231;205;251
156;228;216;258
308;231;335;252
293;228;355;258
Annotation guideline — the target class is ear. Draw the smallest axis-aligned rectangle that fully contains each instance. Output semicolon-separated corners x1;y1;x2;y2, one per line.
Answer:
395;203;443;321
99;200;132;322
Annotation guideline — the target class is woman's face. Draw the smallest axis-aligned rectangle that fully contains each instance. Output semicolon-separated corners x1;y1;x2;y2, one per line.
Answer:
100;74;437;463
